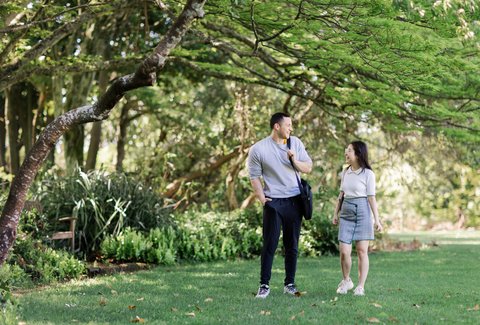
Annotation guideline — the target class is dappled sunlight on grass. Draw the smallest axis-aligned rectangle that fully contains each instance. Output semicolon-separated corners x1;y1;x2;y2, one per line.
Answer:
15;242;480;324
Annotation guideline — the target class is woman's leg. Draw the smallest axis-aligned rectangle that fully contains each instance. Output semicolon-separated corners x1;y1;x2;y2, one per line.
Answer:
356;240;369;288
339;242;352;280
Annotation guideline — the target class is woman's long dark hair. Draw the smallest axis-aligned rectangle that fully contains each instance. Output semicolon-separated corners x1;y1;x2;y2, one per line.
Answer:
350;141;372;171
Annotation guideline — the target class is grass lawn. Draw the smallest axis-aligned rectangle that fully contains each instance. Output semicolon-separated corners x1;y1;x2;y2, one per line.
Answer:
16;233;480;324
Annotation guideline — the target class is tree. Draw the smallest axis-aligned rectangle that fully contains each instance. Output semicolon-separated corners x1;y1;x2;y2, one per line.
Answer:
0;0;207;266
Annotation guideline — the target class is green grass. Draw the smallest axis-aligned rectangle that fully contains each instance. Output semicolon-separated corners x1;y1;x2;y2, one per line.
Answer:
15;234;480;324
388;230;480;245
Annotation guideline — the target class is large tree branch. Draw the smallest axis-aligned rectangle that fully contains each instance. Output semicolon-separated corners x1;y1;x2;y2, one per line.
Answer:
163;146;245;198
0;0;207;266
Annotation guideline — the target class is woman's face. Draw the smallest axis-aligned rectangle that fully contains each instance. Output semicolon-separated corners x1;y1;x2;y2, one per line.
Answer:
344;144;357;165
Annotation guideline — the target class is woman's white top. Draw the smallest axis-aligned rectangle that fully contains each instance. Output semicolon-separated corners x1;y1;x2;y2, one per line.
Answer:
340;167;376;198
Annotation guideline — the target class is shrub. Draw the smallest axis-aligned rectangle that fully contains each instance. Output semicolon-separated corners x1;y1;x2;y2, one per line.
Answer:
301;215;339;256
100;207;264;264
10;236;86;284
33;169;174;256
0;287;18;325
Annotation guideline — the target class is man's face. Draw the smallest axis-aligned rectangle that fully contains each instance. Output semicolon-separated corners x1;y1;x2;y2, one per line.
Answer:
276;117;293;140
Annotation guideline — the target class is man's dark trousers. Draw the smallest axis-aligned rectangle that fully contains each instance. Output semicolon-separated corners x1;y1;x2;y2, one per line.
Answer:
260;195;302;286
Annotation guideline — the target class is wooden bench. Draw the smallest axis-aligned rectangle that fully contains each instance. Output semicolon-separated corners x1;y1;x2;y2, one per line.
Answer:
24;200;77;252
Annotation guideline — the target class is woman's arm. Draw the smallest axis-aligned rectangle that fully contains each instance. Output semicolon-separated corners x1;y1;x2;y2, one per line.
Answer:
367;196;383;231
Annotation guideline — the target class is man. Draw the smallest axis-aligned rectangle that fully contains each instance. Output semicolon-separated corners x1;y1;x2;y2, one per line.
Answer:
248;112;313;298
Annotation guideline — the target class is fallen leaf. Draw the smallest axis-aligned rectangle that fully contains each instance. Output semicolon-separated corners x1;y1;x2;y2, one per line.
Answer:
413;304;421;308
372;303;382;308
195;305;202;311
185;312;196;317
290;315;296;321
136;297;144;301
367;317;380;323
299;310;304;316
171;307;178;312
128;305;136;310
111;290;118;295
467;304;480;311
311;303;318;307
99;297;107;306
130;316;145;323
260;310;271;315
389;316;399;322
204;298;213;302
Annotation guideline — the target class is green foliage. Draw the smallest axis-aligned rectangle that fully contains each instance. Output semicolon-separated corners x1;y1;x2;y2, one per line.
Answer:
101;227;177;265
0;286;18;325
0;263;29;290
11;237;85;284
33;169;173;255
101;205;342;264
101;207;264;264
301;215;339;257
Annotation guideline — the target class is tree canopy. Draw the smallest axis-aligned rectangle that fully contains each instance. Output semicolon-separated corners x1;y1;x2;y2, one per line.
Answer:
0;0;479;265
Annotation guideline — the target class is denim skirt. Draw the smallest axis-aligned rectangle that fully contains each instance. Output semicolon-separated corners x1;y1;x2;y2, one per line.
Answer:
338;197;374;244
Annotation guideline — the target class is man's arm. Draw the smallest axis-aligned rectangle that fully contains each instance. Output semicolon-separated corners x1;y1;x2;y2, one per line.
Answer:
291;159;313;174
287;150;313;173
250;178;271;205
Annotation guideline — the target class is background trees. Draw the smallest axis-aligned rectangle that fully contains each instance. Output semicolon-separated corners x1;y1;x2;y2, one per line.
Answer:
0;0;479;262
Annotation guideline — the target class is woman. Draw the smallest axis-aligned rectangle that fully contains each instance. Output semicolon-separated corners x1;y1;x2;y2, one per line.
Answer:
332;141;383;296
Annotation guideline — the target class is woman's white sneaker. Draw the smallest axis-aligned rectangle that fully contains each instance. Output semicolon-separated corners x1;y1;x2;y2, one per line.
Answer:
336;279;354;294
353;286;365;296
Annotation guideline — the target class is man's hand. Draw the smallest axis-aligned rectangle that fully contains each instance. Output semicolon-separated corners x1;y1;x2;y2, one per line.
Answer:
261;197;272;206
287;150;295;160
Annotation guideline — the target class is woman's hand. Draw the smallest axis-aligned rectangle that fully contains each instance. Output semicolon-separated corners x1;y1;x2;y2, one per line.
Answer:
332;214;338;225
375;220;383;232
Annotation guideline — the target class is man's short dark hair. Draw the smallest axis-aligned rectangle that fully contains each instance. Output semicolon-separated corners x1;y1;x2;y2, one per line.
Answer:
270;112;290;129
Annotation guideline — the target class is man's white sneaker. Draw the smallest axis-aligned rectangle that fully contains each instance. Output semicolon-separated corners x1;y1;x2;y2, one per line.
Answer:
283;283;299;296
336;279;354;294
256;284;270;299
353;286;365;296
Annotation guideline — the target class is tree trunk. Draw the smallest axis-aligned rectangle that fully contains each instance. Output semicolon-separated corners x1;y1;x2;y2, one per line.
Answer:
115;103;129;172
18;82;38;154
64;73;94;172
5;84;22;175
115;96;138;172
0;93;6;169
85;70;109;171
0;0;207;266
